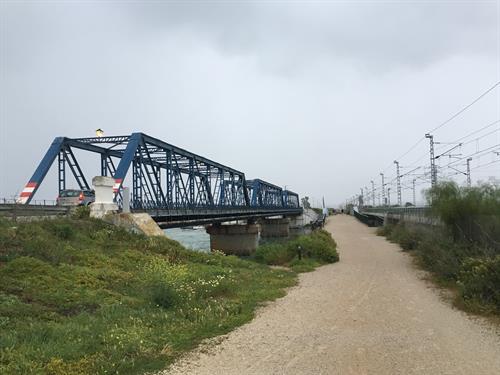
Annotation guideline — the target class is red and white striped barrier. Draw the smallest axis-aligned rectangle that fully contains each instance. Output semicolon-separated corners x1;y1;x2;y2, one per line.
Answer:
16;182;37;204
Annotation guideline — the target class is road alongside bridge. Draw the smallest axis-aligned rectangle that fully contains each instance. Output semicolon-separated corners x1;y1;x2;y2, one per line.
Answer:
164;214;500;374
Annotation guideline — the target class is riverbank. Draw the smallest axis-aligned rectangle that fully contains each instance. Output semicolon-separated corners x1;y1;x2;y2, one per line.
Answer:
165;215;500;375
0;217;297;374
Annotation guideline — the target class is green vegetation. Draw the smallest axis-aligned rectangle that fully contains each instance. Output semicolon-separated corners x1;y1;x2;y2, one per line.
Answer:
0;217;296;374
254;229;339;272
376;182;500;314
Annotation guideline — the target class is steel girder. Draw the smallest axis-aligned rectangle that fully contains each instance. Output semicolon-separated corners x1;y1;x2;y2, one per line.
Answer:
18;132;301;214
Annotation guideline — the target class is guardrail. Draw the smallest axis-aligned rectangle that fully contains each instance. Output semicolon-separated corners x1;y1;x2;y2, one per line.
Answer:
362;206;430;216
0;201;70;221
359;206;440;226
1;198;57;206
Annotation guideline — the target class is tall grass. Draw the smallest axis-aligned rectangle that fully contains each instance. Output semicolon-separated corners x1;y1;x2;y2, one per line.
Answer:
377;182;500;314
0;217;296;374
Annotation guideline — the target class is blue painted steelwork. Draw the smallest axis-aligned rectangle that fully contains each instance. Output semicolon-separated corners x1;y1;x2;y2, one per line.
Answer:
19;133;302;222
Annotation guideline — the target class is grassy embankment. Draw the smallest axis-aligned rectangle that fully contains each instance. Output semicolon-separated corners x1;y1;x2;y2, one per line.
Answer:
0;213;338;374
376;182;500;315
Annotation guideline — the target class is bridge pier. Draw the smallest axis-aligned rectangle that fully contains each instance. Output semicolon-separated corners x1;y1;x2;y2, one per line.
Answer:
260;218;290;238
206;224;259;256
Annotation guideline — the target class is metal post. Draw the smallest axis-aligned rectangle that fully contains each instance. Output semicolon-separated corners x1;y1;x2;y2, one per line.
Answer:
425;133;437;187
101;154;107;176
360;188;364;207
466;157;472;187
370;180;375;206
412;179;416;206
58;151;66;194
380;173;385;205
387;187;391;206
394;160;402;206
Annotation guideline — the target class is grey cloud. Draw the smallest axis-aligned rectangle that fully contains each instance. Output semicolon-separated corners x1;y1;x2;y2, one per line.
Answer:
124;2;498;73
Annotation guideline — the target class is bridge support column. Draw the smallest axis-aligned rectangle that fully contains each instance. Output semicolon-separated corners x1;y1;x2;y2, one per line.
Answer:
260;218;290;238
206;224;259;256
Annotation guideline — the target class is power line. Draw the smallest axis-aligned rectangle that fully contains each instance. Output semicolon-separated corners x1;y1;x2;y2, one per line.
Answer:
349;81;500;206
404;119;500;168
427;81;500;134
460;128;500;146
443;144;500;169
470;158;500;172
447;119;500;144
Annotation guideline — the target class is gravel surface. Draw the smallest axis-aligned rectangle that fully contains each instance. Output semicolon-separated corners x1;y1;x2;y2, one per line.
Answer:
163;215;500;375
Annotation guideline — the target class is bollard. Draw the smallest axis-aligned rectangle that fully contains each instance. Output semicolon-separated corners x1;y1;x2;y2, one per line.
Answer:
297;245;302;260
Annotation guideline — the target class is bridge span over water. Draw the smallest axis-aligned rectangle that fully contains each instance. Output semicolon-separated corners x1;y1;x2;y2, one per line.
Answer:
17;132;302;227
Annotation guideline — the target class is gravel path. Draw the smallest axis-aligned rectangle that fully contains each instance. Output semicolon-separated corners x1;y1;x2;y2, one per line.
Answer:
164;215;500;374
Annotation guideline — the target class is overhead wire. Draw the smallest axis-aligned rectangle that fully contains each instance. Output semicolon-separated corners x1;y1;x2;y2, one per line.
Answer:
351;81;500;201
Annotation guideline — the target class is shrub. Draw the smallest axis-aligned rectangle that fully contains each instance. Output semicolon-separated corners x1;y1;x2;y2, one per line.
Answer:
72;206;90;219
376;224;393;237
458;256;500;312
254;243;295;265
293;230;339;263
254;229;339;269
426;182;500;249
50;223;75;240
386;224;422;251
150;281;179;309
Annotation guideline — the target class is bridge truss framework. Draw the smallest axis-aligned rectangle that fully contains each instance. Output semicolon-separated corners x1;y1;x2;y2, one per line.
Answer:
18;133;301;225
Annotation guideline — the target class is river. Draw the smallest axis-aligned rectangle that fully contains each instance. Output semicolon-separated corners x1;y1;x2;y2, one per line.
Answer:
164;227;211;252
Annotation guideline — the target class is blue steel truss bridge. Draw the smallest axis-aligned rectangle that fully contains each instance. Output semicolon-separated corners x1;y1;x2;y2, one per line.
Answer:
18;133;302;227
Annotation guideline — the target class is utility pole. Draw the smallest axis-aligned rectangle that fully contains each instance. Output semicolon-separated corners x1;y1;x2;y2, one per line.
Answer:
365;186;369;206
466;157;472;187
387;187;391;206
425;133;437;187
412;179;416;206
371;180;375;206
394;160;402;206
360;188;364;207
380;172;385;205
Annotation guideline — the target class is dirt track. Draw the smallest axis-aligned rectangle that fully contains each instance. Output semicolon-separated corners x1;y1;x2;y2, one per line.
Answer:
165;215;500;374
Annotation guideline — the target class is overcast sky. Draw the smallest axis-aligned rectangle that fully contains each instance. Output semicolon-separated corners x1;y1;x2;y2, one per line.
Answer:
1;0;499;206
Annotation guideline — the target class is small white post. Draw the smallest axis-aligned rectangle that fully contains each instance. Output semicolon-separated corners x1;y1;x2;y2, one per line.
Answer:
123;187;130;213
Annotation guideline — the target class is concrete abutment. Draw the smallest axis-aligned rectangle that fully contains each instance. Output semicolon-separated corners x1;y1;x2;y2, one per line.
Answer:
206;224;259;256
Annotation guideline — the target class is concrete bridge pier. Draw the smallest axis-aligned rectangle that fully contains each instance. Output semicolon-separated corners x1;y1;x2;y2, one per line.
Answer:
260;218;290;238
206;223;259;256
